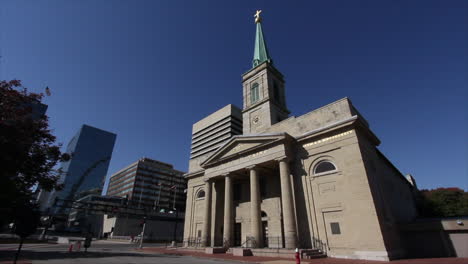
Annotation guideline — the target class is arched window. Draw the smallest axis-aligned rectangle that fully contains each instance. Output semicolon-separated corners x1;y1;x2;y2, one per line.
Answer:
197;190;205;198
314;160;337;174
261;211;267;218
250;83;259;104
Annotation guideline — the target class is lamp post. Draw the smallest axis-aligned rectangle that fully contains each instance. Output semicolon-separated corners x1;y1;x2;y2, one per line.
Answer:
172;208;179;245
172;186;177;209
155;183;162;211
139;217;146;249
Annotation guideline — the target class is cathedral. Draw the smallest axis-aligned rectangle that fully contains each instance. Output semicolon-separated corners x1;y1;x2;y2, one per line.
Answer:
183;11;418;261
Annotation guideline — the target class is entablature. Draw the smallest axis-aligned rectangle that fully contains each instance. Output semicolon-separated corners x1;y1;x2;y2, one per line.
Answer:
200;133;294;179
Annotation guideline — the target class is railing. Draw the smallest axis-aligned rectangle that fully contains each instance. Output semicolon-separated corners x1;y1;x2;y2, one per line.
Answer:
311;236;327;254
241;236;257;248
183;235;327;253
184;237;202;247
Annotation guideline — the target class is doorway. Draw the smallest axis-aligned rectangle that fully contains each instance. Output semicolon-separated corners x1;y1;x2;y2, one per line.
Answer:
234;223;241;247
262;221;269;248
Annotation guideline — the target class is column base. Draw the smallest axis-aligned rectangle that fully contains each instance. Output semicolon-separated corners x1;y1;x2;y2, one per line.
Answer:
205;247;227;254
232;248;253;256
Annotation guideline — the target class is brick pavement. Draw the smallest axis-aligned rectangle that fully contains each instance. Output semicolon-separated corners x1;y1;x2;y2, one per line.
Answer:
139;247;468;264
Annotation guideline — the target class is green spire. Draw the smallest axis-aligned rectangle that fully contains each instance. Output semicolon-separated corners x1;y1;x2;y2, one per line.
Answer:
252;10;272;68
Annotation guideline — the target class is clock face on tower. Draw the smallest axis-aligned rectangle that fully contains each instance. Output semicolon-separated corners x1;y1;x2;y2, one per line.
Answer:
253;116;259;124
251;114;262;129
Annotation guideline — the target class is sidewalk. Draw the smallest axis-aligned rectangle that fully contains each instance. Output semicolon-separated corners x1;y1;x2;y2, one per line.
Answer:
138;247;468;264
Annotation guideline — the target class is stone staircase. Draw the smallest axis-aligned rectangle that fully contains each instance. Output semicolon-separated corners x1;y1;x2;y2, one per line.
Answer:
301;249;327;259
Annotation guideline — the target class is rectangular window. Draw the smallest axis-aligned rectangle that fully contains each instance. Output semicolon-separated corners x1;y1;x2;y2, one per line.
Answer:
330;222;341;235
250;83;259;104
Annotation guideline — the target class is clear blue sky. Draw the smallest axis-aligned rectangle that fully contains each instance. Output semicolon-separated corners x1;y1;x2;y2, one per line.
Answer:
1;1;467;192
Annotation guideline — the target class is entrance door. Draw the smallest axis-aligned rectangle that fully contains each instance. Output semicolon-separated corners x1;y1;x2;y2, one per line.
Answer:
262;221;269;248
234;223;241;247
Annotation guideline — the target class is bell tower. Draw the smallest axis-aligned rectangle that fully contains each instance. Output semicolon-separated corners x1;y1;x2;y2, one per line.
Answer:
242;10;289;134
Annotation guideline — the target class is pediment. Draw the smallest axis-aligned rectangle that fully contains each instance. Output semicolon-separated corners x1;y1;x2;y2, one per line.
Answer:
200;134;285;168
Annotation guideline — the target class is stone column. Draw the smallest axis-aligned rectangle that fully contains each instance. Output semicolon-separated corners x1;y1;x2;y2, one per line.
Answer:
223;174;233;247
248;165;262;248
201;179;212;247
278;157;297;248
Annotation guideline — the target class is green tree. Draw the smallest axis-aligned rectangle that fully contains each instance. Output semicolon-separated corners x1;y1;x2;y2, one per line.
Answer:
0;80;67;227
417;187;468;217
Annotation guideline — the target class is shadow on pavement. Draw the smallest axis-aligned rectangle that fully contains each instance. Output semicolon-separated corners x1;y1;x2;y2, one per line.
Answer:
0;250;181;261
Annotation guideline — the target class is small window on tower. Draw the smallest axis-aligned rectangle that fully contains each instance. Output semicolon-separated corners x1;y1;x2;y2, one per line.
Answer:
251;83;259;104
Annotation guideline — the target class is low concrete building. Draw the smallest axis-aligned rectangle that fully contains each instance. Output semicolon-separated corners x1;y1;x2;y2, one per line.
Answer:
103;211;184;242
182;13;422;261
67;192;126;236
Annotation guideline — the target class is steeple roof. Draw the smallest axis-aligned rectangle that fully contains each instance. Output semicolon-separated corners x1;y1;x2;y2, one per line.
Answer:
252;11;272;68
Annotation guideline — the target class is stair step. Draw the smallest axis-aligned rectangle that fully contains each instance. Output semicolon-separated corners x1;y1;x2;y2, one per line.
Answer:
306;252;323;256
304;249;322;254
306;254;327;259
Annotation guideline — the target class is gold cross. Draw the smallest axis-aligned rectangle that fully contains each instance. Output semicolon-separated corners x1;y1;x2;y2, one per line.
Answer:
254;10;262;23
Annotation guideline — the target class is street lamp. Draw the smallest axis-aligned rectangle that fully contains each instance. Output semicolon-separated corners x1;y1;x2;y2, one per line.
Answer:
172;207;179;245
139;217;146;249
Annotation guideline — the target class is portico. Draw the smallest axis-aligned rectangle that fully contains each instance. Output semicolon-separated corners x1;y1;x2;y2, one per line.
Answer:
199;133;298;249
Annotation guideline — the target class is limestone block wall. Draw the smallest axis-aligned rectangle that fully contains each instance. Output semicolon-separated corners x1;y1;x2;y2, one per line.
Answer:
242;101;274;134
189;154;212;174
298;128;390;260
375;150;417;222
262;98;355;137
183;176;206;242
357;130;418;258
242;67;269;110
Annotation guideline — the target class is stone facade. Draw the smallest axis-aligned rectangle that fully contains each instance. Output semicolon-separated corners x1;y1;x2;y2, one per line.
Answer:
183;18;418;261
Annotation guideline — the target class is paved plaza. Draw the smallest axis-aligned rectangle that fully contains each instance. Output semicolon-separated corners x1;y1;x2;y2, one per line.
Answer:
0;241;467;264
0;241;238;264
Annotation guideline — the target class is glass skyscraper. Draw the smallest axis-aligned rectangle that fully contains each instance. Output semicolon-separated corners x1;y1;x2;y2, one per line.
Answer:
51;124;116;213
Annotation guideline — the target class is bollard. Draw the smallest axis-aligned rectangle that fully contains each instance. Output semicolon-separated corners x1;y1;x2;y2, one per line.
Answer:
295;248;300;264
68;244;73;253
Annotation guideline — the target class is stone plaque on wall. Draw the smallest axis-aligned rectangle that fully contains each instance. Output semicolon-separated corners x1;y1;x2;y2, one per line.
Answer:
319;182;336;195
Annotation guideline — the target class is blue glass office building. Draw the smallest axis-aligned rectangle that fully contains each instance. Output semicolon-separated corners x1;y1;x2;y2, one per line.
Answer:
52;124;116;213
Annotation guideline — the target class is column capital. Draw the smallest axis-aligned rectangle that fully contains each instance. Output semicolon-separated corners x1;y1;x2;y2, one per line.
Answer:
275;156;290;163
245;164;258;170
221;172;231;178
203;178;212;183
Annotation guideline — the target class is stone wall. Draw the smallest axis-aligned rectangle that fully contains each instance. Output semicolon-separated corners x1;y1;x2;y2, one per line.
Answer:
262;98;354;137
297;127;390;260
183;176;205;243
357;129;418;258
